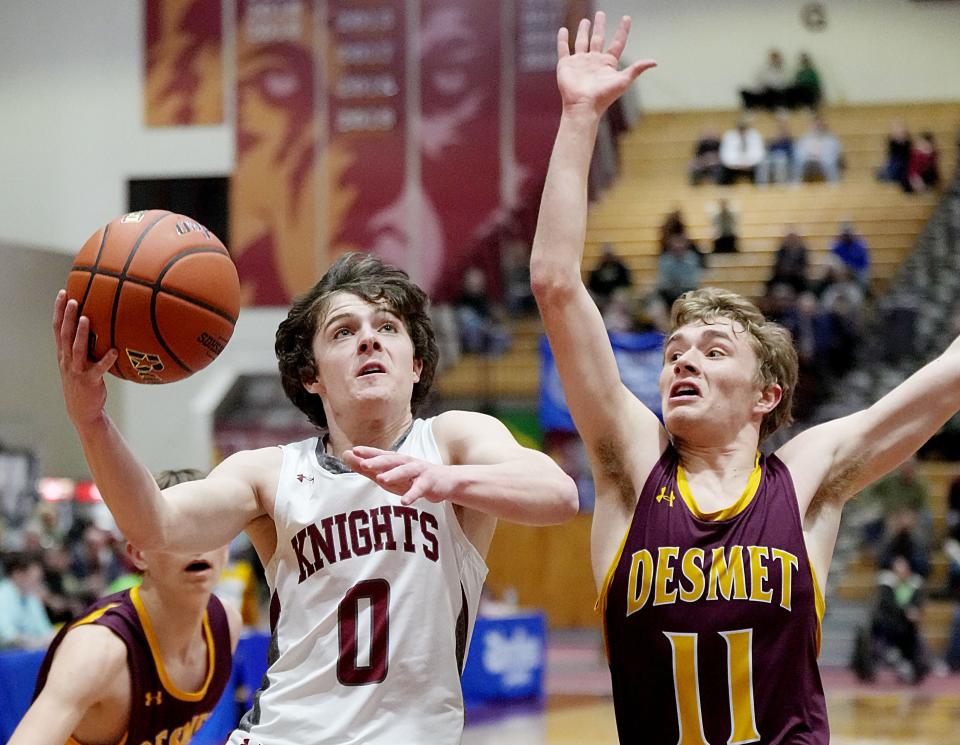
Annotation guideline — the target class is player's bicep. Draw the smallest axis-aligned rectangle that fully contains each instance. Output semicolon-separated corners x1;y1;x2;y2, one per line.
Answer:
539;282;662;449
10;627;125;745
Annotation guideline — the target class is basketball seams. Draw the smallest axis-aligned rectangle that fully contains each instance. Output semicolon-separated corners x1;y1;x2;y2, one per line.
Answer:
109;211;174;379
153;247;239;325
74;224;111;316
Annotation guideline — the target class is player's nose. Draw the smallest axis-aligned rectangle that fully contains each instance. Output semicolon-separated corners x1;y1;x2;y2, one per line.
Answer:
357;327;382;353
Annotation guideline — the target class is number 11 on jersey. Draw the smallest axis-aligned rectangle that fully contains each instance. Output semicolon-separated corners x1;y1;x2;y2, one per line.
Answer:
664;628;760;745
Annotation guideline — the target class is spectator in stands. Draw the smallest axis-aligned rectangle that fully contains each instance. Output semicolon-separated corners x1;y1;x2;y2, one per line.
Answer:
740;49;791;110
768;228;810;293
830;221;871;287
853;554;929;684
40;543;85;625
944;476;960;597
720;119;765;184
906;131;941;194
601;287;637;333
710;198;738;253
588;242;633;309
793;116;843;183
876;121;912;189
500;235;536;317
0;552;54;649
454;266;511;355
655;232;702;307
791;52;822;109
69;522;122;604
659;208;707;267
781;291;829;420
756;116;795;186
689;127;723;185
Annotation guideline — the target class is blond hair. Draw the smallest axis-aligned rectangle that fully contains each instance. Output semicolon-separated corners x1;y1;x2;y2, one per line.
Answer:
670;288;797;441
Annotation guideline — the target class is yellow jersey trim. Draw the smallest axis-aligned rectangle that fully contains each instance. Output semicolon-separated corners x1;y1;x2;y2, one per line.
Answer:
71;602;121;628
130;586;214;702
66;732;128;745
676;452;762;521
809;562;826;656
595;518;633;662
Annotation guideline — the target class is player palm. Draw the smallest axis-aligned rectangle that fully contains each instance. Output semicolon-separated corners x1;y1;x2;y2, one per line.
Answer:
557;12;655;117
54;291;118;429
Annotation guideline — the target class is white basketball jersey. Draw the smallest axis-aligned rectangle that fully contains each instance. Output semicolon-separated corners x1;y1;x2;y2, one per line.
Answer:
229;417;488;745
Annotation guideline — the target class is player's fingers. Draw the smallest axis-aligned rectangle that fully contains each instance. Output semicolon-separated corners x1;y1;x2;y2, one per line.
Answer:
377;462;420;486
71;316;90;366
573;18;590;54
606;15;631;59
92;348;119;376
59;299;79;357
401;482;425;506
556;27;569;59
590;11;606;53
625;59;657;81
350;445;392;459
52;290;67;338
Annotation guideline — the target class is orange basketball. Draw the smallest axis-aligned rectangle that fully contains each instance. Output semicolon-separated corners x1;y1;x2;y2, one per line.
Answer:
66;209;240;384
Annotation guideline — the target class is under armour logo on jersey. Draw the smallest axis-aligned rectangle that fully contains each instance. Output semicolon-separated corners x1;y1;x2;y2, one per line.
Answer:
297;473;314;483
656;486;675;507
145;690;163;706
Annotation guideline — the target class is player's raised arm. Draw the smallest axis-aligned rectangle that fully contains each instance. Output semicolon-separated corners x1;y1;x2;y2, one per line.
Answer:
530;13;659;458
53;292;266;552
781;333;960;513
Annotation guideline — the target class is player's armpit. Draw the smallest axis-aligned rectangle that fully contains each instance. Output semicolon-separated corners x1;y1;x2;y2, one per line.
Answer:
8;625;127;745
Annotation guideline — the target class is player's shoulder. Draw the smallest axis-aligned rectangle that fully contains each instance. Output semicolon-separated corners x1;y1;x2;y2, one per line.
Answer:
213;445;285;480
52;623;128;680
429;410;515;445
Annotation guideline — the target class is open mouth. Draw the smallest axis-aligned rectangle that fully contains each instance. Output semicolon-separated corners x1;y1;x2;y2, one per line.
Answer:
358;363;386;376
669;382;701;399
184;560;212;573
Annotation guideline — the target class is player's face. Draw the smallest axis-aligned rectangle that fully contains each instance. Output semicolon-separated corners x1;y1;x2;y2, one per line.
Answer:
659;319;768;442
133;544;230;595
305;292;422;420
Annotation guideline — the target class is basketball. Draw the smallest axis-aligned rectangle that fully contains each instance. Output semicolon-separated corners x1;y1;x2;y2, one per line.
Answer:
65;209;240;384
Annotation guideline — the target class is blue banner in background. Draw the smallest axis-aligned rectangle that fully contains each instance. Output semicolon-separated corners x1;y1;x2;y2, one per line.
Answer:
539;331;665;432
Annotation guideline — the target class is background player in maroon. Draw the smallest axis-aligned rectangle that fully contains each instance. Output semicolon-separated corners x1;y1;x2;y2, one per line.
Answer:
531;11;960;744
10;469;241;745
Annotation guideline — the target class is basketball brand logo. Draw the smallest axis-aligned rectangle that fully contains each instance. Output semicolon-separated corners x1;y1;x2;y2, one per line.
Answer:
121;211;147;223
145;690;163;706
656;486;675;507
126;349;165;383
175;219;212;239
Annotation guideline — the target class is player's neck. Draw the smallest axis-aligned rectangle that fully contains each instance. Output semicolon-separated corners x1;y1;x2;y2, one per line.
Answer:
325;410;414;457
137;581;208;658
674;434;759;477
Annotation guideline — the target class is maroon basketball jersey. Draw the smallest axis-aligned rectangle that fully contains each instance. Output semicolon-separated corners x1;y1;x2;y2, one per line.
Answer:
601;446;828;744
34;585;232;745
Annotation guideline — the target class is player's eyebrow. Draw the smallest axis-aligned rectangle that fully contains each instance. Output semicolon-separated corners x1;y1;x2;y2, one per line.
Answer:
665;327;737;348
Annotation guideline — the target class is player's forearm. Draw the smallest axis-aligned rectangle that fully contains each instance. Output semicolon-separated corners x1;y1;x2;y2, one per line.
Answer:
530;110;601;299
73;413;168;547
444;456;579;525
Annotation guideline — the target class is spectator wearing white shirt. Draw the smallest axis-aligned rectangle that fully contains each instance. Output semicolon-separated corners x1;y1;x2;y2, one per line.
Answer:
720;119;765;184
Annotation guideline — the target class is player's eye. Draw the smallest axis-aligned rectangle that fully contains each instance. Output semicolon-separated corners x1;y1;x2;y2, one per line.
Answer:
380;321;397;332
333;327;352;339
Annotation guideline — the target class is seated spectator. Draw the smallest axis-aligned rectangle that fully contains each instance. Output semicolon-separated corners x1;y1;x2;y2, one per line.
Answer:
756;116;795;185
906;131;940;194
454;267;511;355
768;229;810;293
601;287;637;333
656;232;702;307
499;235;536;317
829;220;871;287
689;127;723;185
793;116;842;183
588;242;633;310
740;49;791;110
40;544;85;625
710;198;738;253
852;554;929;684
791;52;822;109
659;208;706;267
0;552;54;649
876;121;912;188
720;119;766;184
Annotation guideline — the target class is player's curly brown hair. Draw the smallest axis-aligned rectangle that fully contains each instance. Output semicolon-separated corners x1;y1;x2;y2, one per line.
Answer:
670;288;798;441
275;252;439;429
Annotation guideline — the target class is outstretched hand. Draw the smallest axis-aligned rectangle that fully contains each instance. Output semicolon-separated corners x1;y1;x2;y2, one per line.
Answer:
342;446;449;506
53;290;118;429
557;12;656;116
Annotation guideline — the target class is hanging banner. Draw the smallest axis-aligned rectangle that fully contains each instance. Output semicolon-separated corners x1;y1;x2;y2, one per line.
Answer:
539;331;665;432
325;1;409;282
418;0;502;300
231;0;319;305
144;0;224;126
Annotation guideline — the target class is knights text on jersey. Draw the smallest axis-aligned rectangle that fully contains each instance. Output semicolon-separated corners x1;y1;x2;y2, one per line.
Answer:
230;417;488;745
601;446;829;745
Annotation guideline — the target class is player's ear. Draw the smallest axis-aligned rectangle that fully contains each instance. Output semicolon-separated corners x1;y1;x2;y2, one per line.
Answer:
755;383;782;415
412;357;422;383
126;542;148;572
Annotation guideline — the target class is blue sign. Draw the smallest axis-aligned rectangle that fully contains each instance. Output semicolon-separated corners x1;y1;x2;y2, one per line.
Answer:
461;613;547;704
539;331;665;432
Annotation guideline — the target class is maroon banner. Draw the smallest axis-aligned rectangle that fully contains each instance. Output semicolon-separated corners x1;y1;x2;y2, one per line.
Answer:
418;0;502;301
231;0;318;305
325;1;408;282
144;0;224;126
